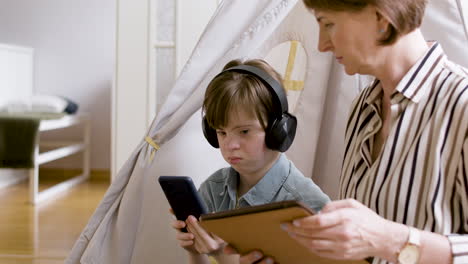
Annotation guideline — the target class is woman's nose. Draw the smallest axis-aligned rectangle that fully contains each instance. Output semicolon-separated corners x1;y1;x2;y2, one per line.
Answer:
318;31;333;52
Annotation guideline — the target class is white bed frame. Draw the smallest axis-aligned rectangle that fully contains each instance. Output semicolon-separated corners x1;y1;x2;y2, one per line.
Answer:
0;43;90;204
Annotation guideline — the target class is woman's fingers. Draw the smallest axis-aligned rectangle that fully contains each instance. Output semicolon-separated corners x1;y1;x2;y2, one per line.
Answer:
290;236;336;259
281;216;335;237
291;232;372;260
281;199;387;260
287;227;368;260
320;198;361;213
290;234;335;252
285;207;368;241
288;207;356;232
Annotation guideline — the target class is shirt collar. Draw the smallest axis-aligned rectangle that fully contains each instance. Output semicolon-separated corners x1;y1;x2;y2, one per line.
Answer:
365;41;447;106
394;41;446;103
222;167;238;202
222;153;290;206
364;79;383;106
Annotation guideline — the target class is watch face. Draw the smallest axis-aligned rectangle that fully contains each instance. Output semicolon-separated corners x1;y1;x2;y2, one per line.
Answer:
398;245;420;264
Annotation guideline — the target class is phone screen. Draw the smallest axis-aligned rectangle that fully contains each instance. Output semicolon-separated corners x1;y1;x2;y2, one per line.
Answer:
158;176;208;231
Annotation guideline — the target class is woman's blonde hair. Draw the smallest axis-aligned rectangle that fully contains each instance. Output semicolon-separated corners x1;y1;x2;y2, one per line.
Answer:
303;0;427;45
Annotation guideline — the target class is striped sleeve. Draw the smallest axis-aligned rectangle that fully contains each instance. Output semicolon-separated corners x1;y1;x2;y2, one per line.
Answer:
447;137;468;263
448;234;468;263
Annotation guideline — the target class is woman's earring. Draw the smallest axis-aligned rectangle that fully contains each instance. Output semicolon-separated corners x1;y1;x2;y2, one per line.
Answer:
379;29;385;34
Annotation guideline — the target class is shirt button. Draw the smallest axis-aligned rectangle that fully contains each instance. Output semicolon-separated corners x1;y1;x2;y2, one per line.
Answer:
366;126;373;132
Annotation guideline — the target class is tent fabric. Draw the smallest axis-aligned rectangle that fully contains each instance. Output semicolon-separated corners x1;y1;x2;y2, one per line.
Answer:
66;0;468;263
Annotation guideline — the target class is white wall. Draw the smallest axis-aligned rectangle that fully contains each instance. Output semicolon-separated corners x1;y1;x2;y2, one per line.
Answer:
176;1;218;73
0;0;115;169
113;0;150;177
112;0;217;177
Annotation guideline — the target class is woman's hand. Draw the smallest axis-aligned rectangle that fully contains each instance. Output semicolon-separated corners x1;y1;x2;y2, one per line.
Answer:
224;245;275;264
282;199;405;261
186;215;227;255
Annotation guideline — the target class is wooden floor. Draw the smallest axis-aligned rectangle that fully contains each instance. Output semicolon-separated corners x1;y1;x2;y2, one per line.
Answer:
0;179;109;264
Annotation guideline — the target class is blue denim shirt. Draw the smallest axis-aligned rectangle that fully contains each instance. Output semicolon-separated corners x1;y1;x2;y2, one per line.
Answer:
198;154;330;213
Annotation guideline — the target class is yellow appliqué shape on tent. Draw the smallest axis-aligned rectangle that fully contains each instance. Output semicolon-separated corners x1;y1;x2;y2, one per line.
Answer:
283;40;304;91
145;136;160;161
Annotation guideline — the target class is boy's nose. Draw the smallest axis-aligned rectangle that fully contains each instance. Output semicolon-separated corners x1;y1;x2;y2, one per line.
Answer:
224;136;240;150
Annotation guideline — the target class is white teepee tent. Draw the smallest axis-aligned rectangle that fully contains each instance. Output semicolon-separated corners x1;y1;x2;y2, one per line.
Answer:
66;0;468;263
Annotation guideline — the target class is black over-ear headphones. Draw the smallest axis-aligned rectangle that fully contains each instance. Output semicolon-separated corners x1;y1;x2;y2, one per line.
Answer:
202;65;297;152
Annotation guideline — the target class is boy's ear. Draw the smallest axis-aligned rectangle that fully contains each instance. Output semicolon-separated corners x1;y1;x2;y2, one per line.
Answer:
265;113;297;152
202;117;219;148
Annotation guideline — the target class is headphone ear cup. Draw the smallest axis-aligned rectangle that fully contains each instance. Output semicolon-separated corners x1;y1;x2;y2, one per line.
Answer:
265;113;297;152
202;117;219;148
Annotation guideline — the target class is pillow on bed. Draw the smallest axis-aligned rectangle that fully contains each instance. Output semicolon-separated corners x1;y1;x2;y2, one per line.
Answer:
0;95;78;114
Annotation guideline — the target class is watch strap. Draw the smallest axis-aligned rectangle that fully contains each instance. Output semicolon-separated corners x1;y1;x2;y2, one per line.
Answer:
397;226;421;264
408;227;421;246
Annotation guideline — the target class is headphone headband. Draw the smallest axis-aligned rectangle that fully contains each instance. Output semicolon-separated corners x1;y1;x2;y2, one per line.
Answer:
215;65;289;115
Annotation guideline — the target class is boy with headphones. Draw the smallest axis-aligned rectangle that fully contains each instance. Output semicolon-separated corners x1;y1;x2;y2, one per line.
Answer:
170;59;330;264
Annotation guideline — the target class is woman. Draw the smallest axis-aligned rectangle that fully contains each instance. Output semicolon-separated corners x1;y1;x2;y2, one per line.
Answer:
228;0;468;263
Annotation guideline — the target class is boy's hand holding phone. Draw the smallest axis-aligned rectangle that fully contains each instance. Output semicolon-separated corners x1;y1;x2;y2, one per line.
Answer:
186;215;226;255
169;209;198;254
169;209;225;256
160;176;226;257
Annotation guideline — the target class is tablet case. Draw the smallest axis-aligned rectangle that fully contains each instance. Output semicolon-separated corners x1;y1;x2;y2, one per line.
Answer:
200;201;368;264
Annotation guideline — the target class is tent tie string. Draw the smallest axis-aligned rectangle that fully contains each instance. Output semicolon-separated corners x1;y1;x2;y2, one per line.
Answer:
145;136;160;162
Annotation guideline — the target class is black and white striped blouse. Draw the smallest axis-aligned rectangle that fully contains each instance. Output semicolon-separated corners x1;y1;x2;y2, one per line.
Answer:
340;42;468;264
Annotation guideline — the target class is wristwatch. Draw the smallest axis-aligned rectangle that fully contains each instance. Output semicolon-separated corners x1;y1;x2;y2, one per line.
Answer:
397;226;421;264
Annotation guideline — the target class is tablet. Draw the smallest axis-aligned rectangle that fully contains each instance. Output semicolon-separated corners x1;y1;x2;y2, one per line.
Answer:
200;200;367;264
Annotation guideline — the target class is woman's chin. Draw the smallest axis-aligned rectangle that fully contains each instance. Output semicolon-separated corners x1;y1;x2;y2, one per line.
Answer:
343;67;358;76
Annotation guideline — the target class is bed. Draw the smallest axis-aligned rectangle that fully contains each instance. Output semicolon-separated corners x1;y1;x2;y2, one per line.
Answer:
0;43;90;204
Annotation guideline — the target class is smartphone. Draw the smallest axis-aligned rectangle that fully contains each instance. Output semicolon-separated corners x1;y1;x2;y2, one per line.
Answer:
158;176;208;232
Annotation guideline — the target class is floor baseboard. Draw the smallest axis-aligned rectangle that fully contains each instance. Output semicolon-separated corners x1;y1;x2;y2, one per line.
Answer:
39;168;110;181
0;168;110;188
0;169;29;189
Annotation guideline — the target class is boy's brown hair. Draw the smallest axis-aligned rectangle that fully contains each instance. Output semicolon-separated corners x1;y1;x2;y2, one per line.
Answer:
303;0;427;45
203;59;284;131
